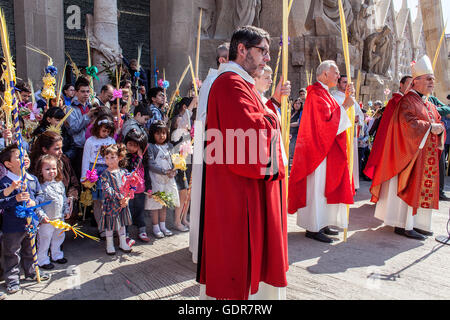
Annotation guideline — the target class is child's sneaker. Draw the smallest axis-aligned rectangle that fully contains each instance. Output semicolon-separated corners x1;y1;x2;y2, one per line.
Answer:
6;284;19;295
138;233;151;242
25;272;50;282
126;237;135;247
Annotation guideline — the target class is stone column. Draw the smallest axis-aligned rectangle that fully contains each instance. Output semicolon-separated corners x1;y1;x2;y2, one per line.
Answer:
14;0;65;88
87;0;122;92
419;0;449;101
150;0;199;95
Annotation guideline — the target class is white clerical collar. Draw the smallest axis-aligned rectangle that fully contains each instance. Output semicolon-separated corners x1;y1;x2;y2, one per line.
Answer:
6;170;34;182
219;61;255;85
318;81;329;91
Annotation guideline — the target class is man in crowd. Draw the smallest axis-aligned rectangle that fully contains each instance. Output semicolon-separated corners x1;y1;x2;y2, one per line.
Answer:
370;55;445;240
288;60;355;243
92;84;114;108
332;75;364;190
66;77;95;179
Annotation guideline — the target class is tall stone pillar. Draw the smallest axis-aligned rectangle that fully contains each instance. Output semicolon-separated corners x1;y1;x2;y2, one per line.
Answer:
419;0;449;101
150;0;199;95
86;0;122;92
14;0;65;88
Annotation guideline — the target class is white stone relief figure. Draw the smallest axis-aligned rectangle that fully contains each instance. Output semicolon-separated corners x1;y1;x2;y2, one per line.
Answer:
86;14;122;65
305;0;354;36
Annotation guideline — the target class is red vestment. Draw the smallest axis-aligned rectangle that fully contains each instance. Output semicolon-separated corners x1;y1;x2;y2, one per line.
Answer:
197;71;289;300
288;82;354;214
370;91;444;212
364;93;403;179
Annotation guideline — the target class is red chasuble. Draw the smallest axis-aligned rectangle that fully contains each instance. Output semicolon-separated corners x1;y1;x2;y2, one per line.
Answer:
370;91;444;213
288;82;354;214
364;93;403;179
197;71;288;300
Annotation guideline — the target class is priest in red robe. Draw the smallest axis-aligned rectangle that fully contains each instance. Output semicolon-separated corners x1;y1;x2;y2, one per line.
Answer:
288;60;355;243
363;75;412;179
197;26;290;300
370;55;445;240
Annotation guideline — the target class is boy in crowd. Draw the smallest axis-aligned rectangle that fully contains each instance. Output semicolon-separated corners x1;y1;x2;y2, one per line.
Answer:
0;144;50;295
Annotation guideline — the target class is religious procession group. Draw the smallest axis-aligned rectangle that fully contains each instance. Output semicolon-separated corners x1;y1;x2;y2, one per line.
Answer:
0;10;448;300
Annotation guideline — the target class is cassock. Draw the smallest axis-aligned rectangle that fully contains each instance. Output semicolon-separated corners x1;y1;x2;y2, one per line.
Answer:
364;92;403;179
332;90;364;190
370;90;445;231
189;67;220;264
288;82;354;231
197;61;289;300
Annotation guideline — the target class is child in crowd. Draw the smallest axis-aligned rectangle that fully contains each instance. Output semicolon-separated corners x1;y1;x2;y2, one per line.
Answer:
81;116;116;238
170;97;195;231
124;129;152;242
0;144;50;295
121;102;150;139
99;144;132;255
35;154;71;270
145;121;180;238
111;99;130;133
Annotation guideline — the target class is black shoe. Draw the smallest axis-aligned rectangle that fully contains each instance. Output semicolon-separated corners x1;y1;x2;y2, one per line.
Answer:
404;229;427;240
413;228;433;236
321;226;339;236
51;258;68;264
40;263;55;270
306;230;333;243
439;193;450;201
394;227;406;236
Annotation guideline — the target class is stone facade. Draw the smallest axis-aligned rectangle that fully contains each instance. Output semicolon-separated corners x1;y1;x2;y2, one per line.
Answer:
0;0;447;101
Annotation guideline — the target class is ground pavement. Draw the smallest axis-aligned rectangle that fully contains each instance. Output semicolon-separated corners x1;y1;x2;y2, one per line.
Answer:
2;179;450;300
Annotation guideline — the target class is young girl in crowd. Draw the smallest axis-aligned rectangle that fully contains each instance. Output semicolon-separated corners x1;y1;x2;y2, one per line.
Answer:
81;115;116;238
99;144;133;255
170;97;195;231
36;154;71;270
124;129;152;242
145;121;180;238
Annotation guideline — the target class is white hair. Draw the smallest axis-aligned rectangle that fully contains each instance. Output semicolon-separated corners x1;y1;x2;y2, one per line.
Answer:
316;60;338;78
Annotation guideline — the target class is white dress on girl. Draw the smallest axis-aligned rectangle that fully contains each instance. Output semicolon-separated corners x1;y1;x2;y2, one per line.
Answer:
145;144;180;210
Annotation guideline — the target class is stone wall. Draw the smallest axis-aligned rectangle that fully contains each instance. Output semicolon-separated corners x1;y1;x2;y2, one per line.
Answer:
0;0;15;58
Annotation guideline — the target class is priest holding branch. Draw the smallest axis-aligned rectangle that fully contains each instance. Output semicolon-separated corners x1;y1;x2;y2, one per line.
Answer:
370;55;445;240
197;26;290;300
288;60;355;243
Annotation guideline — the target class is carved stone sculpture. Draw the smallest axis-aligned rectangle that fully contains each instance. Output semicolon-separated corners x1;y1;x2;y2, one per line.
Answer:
349;0;373;50
214;0;260;39
305;0;354;36
85;0;122;91
362;26;393;75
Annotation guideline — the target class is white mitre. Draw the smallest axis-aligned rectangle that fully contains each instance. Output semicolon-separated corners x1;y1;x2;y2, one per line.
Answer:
411;55;433;79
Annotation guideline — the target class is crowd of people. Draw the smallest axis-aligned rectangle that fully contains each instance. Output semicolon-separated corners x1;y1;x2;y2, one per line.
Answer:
0;60;199;296
0;23;448;300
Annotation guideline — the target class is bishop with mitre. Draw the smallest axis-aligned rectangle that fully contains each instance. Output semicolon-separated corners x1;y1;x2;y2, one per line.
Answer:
370;55;445;240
